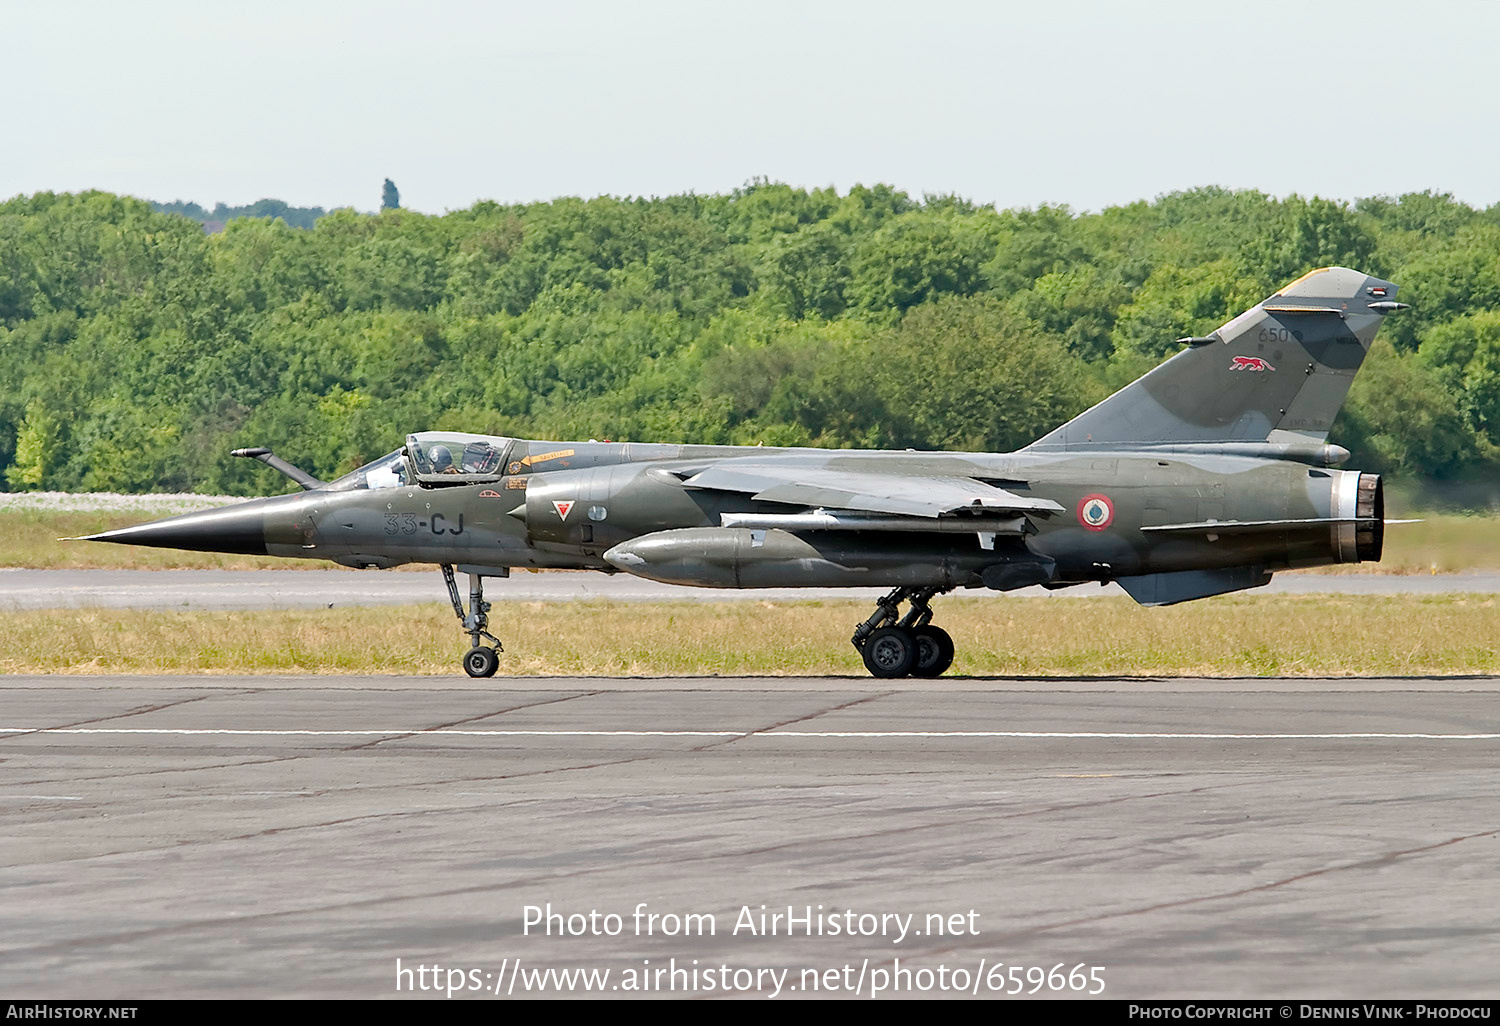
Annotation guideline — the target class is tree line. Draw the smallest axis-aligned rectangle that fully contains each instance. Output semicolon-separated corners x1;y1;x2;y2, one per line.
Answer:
0;183;1497;499
149;198;328;231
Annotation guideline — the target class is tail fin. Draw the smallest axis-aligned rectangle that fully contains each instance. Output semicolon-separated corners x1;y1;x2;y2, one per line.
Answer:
1025;267;1405;458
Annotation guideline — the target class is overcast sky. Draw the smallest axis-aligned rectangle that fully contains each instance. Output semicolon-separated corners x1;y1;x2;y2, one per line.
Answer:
9;0;1499;214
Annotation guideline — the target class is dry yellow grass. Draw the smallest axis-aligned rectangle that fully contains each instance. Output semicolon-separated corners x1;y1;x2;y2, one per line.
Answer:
3;594;1497;677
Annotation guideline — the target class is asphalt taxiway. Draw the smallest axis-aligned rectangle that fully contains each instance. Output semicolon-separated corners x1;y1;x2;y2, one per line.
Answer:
2;674;1497;998
4;567;1499;610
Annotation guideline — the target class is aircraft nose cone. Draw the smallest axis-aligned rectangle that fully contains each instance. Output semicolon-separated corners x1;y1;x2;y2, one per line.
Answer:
78;494;302;555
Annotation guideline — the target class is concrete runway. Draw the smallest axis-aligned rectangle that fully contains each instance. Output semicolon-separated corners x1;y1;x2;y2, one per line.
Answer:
4;567;1500;610
2;674;1498;998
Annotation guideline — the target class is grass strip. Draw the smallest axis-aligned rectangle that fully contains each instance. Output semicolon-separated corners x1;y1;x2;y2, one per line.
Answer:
2;594;1496;677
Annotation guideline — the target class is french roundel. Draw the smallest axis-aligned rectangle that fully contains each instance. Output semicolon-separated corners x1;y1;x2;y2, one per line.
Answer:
1077;494;1114;531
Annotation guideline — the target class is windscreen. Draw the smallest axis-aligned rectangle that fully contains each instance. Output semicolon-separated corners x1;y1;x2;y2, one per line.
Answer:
326;450;409;491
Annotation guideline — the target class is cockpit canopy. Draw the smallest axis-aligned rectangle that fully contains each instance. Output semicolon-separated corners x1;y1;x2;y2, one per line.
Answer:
405;432;514;484
322;433;516;491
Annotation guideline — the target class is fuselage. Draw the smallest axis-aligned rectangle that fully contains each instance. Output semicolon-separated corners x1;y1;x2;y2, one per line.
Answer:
117;437;1378;592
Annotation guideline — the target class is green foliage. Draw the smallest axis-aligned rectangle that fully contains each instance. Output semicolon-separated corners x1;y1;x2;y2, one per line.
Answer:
1111;260;1260;358
6;400;63;489
863;296;1102;452
1420;310;1500;446
848;208;999;314
755;222;850;320
1247;195;1376;290
982;204;1091;293
150;197;328;230
1336;343;1473;477
701;314;876;447
2;185;1499;497
1357;191;1478;238
1380;223;1500;351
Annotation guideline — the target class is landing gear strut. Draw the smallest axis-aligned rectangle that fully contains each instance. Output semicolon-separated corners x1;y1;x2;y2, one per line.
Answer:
442;564;504;678
851;587;955;679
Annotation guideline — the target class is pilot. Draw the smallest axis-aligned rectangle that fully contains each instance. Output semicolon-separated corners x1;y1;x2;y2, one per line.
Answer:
429;445;461;474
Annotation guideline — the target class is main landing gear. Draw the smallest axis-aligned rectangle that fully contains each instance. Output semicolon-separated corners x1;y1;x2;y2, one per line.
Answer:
851;587;955;679
442;564;504;677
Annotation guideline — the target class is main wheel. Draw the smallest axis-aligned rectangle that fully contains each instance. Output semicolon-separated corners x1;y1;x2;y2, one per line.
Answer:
862;626;917;678
911;625;955;678
463;646;500;678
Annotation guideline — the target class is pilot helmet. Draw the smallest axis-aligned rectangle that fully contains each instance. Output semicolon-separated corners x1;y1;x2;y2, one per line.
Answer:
428;445;454;471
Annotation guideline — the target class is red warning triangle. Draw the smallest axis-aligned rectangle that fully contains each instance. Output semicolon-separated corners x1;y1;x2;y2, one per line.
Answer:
552;500;574;520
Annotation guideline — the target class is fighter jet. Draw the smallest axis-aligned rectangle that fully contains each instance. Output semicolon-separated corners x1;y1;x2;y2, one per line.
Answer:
82;267;1407;678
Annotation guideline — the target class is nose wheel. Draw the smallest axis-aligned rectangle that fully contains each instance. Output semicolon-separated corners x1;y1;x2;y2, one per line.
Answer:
851;588;955;678
442;564;505;678
463;645;500;678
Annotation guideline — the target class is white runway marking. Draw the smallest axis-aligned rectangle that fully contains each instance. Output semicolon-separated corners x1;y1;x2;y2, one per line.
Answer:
2;727;1499;741
0;794;82;800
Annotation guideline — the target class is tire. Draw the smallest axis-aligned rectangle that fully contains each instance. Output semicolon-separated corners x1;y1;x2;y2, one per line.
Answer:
911;625;955;678
463;646;500;678
862;626;916;678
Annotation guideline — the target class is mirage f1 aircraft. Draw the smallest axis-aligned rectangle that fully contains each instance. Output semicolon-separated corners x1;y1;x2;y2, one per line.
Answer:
84;267;1407;678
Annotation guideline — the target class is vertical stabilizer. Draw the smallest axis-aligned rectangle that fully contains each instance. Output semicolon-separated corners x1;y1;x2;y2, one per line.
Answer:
1025;267;1404;453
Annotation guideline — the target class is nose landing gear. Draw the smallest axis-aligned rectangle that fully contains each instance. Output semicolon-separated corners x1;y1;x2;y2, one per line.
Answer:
442;564;505;677
851;587;955;679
